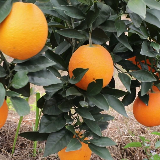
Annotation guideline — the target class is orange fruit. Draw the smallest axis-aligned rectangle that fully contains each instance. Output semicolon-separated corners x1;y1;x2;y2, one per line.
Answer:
0;2;48;60
133;92;160;127
68;44;114;90
128;56;155;72
0;100;8;129
152;86;160;92
58;135;91;160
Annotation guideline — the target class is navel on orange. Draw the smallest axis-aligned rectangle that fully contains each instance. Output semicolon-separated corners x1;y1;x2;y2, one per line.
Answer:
0;101;8;129
0;2;48;60
68;44;114;90
133;92;160;127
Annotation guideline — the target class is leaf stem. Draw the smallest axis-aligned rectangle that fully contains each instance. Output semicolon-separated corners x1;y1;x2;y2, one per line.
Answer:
89;26;93;47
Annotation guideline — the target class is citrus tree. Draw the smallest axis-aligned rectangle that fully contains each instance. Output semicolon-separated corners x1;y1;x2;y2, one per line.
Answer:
1;0;160;159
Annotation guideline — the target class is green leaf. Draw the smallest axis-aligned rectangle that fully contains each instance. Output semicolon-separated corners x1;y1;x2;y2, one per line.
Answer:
118;73;131;93
44;83;63;93
45;50;67;70
15;56;55;72
138;91;149;105
129;70;156;82
87;93;109;111
57;29;86;39
150;42;160;52
129;13;142;28
0;83;5;107
66;87;82;96
47;67;61;78
87;79;103;96
101;87;127;98
151;154;160;160
143;0;160;10
0;0;12;23
145;9;160;28
42;98;62;115
124;142;142;148
98;121;109;131
19;131;49;141
115;33;133;51
44;129;73;157
54;6;85;19
90;137;116;147
129;25;149;39
91;28;109;45
76;108;95;121
118;60;139;71
0;66;6;78
84;119;101;136
89;144;113;160
69;68;89;84
151;132;160;136
86;4;99;27
50;0;70;21
92;2;111;29
58;101;72;112
115;20;126;37
28;69;61;86
6;91;20;97
105;94;128;117
141;82;153;96
140;41;157;57
155;141;160;148
11;71;29;89
93;114;114;122
66;125;75;134
34;2;53;14
10;83;30;97
122;88;136;106
39;115;66;133
66;138;82;152
10;97;30;116
55;41;71;55
100;20;116;32
127;0;146;18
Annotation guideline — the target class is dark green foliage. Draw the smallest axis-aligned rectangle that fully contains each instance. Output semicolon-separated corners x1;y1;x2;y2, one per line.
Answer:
1;0;160;159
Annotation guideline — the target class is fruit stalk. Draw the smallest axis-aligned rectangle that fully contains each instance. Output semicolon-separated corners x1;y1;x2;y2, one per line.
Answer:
89;26;93;47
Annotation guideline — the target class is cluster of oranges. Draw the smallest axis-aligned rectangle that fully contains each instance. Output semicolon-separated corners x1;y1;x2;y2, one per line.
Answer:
1;1;160;160
0;2;114;160
128;56;160;127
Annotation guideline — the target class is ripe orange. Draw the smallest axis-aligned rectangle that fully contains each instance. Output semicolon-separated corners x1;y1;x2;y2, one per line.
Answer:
128;56;155;72
0;2;48;60
133;92;160;127
0;101;8;129
68;44;114;90
152;86;160;92
58;137;91;160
